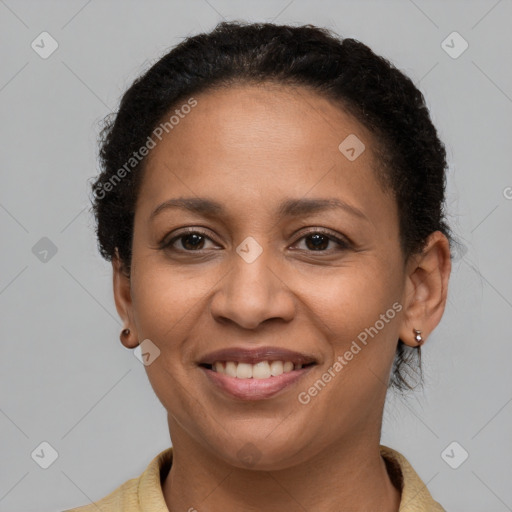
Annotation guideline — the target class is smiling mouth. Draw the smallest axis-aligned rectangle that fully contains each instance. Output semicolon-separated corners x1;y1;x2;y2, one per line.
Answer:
199;360;317;379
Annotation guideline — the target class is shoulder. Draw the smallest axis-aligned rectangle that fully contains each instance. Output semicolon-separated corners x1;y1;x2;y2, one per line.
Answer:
62;476;139;512
63;448;173;512
379;444;446;512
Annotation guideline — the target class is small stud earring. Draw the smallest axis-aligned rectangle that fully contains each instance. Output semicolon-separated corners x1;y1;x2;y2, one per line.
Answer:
121;328;130;337
413;328;423;346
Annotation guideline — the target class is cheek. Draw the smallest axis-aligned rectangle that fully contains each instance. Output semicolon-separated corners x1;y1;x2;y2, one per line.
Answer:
129;263;203;412
297;260;403;390
297;257;402;336
293;266;403;422
130;258;211;340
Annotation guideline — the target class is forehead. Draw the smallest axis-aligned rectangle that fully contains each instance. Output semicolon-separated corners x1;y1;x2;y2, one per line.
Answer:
162;83;371;155
137;83;395;227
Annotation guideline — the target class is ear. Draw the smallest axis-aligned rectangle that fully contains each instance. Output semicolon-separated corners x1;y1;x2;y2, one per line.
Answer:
399;231;451;347
112;249;139;349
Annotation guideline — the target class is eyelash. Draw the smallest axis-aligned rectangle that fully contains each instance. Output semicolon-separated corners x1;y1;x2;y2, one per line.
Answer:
160;227;351;254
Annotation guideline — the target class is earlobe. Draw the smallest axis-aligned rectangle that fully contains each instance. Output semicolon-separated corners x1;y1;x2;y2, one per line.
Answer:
119;327;138;349
112;249;139;348
399;231;451;347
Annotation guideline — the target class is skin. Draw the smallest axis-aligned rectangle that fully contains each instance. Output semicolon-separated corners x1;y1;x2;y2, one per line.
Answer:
112;83;451;511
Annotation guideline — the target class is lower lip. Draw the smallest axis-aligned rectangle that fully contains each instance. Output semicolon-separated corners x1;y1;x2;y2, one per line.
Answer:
200;365;315;400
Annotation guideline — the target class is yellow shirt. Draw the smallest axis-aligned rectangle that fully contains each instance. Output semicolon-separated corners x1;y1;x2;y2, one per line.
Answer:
64;444;445;511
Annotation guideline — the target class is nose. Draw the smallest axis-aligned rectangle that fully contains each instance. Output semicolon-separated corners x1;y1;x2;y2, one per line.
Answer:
210;247;296;330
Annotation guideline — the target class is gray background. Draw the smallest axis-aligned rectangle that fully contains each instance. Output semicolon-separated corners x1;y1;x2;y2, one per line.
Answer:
1;0;511;511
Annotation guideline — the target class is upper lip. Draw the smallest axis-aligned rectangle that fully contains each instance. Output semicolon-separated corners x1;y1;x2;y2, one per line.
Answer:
198;346;318;366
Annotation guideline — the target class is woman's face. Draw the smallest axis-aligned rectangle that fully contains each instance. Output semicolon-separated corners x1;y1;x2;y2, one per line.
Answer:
118;84;415;469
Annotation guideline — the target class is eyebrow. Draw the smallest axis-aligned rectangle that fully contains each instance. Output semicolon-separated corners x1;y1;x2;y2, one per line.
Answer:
149;197;368;221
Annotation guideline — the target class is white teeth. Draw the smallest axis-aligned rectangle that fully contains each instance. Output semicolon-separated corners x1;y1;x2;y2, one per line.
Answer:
214;361;225;374
252;361;271;379
236;362;253;379
225;361;237;377
211;360;305;379
270;360;284;376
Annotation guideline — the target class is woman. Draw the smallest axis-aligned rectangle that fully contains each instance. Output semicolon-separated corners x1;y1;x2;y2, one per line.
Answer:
67;20;451;511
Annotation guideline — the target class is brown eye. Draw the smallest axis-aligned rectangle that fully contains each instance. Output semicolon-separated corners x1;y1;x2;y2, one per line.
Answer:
293;230;350;252
304;233;330;251
179;233;206;250
161;229;217;252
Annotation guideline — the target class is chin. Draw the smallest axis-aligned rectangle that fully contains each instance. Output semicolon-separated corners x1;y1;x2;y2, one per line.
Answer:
212;434;309;471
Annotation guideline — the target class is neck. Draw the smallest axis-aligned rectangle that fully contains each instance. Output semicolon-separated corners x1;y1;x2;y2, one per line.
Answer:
162;426;401;512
